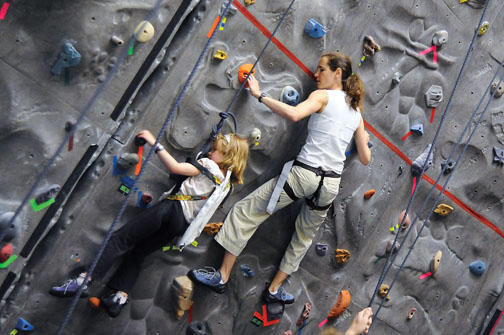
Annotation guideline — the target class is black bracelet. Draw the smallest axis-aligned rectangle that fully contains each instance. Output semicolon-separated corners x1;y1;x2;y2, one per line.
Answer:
258;92;267;103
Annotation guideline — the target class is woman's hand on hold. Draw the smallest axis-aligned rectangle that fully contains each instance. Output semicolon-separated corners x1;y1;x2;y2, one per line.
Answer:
247;75;261;99
136;130;156;146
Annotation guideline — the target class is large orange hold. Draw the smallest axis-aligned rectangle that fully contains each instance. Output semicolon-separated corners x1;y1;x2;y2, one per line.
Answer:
238;64;255;86
364;189;376;199
328;290;351;319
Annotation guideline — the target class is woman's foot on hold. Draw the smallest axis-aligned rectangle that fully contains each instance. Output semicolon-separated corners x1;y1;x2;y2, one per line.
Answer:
188;267;228;293
101;291;128;318
264;286;295;304
49;273;89;297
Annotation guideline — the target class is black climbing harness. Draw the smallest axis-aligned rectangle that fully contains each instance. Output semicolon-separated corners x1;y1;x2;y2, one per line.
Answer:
283;160;341;211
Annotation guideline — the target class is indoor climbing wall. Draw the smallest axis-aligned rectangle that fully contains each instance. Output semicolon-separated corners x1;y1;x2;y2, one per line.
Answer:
0;0;503;334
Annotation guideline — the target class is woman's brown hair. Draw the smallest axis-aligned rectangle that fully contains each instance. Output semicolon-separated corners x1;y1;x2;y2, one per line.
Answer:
213;133;249;184
321;52;365;112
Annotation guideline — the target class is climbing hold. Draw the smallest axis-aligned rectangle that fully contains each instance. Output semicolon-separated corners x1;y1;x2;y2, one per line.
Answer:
304;18;326;39
407;307;417;320
221;2;237;16
425;85;444;108
328;290;351;318
35;184;60;205
364;189;376;199
267;302;285;321
430;250;442;274
51;42;81;76
378;284;390;300
240;264;254;278
249;128;261;147
386;240;400;254
186;321;209;335
335;249;351;264
490;81;504;98
110;35;124;46
172;276;194;320
0;243;13;262
296;302;311;326
134;21;155;43
434;203;454;216
65;121;75;132
493;146;504;165
15;318;34;332
478;21;489;36
469;260;486;276
213;49;227;61
315;243;328;256
441;159;456;175
410;123;424;136
117;153;140;171
140;193;153;206
244;0;256;6
0;212;20;242
203;222;223;235
363;35;381;57
411;144;435;177
399;209;411;231
238;64;255;86
280;86;300;106
432;30;449;47
88;297;100;309
134;136;147;147
392;72;403;86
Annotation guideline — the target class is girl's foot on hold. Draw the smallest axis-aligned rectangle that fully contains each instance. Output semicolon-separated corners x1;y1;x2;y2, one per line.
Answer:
101;291;128;318
49;273;89;297
188;267;228;293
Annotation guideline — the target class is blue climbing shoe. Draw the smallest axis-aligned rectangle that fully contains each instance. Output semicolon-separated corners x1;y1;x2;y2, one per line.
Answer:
188;267;228;293
49;274;89;297
264;286;295;304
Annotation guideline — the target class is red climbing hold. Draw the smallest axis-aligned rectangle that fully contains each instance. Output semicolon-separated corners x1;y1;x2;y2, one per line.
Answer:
0;243;13;262
238;64;255;86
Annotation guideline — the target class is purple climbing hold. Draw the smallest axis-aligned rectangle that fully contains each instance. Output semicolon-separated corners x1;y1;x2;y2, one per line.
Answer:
493;146;504;165
411;144;434;178
240;264;254;278
315;243;328;256
469;260;486;276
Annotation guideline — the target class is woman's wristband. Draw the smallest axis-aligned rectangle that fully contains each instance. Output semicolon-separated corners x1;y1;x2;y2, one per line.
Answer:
154;144;165;153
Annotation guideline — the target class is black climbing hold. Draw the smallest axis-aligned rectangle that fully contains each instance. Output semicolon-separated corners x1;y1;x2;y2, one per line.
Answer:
410;123;424;136
187;321;210;335
0;212;20;242
266;301;285;321
35;184;61;205
441;159;456;175
134;136;147;146
493;146;504;165
411;144;434;178
65;121;75;132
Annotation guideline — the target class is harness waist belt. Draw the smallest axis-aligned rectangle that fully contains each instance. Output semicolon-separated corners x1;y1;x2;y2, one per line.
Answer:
166;194;208;201
293;160;340;178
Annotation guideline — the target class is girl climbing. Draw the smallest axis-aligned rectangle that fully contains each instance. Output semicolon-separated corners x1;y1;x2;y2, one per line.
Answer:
50;130;249;317
190;52;371;304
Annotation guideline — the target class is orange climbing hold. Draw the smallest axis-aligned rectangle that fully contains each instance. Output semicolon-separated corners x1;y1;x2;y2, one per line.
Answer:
203;222;223;235
88;297;100;309
238;64;255;86
328;290;351;319
335;249;351;264
364;189;376;199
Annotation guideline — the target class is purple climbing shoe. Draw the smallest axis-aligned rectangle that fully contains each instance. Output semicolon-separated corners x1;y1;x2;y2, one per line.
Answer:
49;273;89;297
188;267;228;294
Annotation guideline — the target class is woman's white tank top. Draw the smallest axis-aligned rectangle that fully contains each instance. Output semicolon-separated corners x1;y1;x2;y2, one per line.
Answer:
296;90;361;174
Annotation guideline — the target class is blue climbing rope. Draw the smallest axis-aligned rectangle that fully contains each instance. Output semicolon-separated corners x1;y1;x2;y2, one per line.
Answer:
368;0;492;310
372;68;504;324
198;0;297;157
54;1;235;333
1;3;164;244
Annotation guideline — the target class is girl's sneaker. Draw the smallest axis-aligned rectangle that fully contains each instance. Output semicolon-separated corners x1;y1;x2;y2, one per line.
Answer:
101;291;128;317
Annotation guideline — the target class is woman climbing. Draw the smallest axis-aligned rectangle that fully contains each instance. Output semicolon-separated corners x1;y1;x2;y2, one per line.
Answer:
50;130;249;317
190;52;371;304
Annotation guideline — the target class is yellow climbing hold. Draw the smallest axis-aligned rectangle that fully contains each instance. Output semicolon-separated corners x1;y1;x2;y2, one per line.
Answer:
430;250;442;274
478;21;489;36
459;0;468;3
134;21;155;43
434;203;454;216
245;0;256;6
214;49;227;60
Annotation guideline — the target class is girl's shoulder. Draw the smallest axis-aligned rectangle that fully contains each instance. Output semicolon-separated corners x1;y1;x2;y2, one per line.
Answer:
198;158;225;179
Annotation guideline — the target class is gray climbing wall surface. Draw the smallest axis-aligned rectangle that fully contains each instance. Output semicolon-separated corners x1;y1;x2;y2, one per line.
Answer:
0;0;503;334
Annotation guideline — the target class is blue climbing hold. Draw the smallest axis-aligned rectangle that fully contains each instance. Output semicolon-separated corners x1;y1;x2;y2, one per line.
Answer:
410;123;424;136
240;264;254;278
304;18;326;39
15;318;34;332
469;260;486;276
51;42;81;76
281;86;300;106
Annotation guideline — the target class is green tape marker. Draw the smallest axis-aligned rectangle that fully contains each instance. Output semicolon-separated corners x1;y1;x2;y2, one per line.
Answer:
0;254;18;269
162;246;171;252
128;41;135;55
30;198;55;212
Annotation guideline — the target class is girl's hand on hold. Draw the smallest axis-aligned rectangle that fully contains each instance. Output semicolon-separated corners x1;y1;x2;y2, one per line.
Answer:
136;130;156;146
247;75;261;99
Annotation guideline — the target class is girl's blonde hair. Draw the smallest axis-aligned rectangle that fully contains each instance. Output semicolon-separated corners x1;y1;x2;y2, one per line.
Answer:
213;133;249;184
